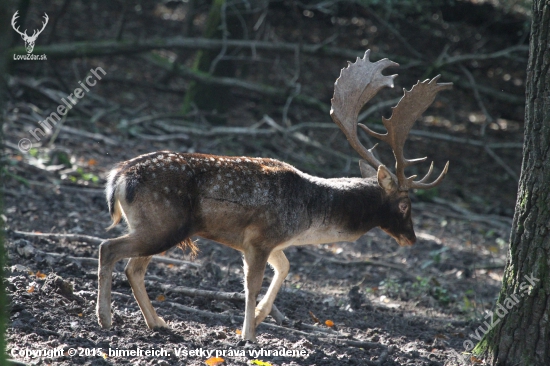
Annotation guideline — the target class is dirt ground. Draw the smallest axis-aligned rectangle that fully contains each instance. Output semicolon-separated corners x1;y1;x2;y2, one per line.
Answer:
3;1;529;365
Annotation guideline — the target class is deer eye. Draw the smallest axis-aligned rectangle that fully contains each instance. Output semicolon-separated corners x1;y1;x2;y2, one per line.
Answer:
398;202;409;214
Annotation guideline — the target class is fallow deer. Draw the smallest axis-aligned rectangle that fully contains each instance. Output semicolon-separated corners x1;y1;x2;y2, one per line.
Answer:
97;50;451;341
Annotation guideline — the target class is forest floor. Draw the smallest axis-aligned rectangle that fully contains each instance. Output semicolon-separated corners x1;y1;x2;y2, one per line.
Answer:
3;1;530;365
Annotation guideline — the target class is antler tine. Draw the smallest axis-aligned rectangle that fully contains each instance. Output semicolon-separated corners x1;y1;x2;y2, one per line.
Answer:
409;161;449;189
11;11;27;37
31;13;49;39
382;75;452;190
38;13;49;33
330;50;398;171
415;161;434;183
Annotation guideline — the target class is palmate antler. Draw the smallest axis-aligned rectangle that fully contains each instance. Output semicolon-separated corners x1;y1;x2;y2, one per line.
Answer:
330;50;452;191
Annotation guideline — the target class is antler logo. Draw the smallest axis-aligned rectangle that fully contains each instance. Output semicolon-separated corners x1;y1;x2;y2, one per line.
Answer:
11;11;49;54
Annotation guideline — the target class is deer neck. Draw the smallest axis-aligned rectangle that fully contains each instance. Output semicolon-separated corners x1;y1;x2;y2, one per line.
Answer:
278;172;386;247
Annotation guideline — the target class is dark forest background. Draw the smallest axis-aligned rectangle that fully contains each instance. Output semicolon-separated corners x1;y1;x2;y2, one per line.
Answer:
1;1;535;365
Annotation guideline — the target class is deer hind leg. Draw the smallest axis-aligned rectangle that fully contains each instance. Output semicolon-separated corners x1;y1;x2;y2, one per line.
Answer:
125;256;168;329
242;248;269;342
97;234;140;329
97;231;180;329
255;250;289;326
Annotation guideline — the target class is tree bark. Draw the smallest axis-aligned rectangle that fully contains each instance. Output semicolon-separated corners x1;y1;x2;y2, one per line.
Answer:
477;1;550;365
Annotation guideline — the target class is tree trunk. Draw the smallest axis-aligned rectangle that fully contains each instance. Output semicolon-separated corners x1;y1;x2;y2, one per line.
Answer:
476;2;550;365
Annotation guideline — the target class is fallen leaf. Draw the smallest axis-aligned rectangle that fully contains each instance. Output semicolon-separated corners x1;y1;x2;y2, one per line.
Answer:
308;311;320;324
205;356;224;365
168;264;174;268
156;294;166;302
78;313;83;317
36;271;47;279
251;360;272;366
235;329;242;335
88;158;98;166
102;352;108;359
27;285;35;293
325;320;334;327
470;356;483;363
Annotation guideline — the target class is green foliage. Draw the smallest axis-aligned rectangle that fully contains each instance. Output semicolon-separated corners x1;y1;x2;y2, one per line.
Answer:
414;187;440;202
411;276;452;306
378;278;402;298
69;167;100;184
420;246;450;269
3;168;29;186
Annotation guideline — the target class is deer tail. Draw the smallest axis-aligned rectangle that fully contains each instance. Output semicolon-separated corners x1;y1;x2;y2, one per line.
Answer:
105;168;123;231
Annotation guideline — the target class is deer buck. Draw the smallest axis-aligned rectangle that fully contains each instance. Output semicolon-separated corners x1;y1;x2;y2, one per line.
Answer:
11;11;49;54
97;50;451;341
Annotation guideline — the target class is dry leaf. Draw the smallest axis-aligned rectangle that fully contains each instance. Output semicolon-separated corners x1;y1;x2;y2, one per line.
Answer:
251;360;272;366
470;356;483;363
325;320;334;327
102;353;108;359
168;264;174;268
156;294;166;302
36;271;47;279
205;356;224;365
308;311;320;324
88;158;98;166
235;329;242;335
27;285;35;293
78;313;83;317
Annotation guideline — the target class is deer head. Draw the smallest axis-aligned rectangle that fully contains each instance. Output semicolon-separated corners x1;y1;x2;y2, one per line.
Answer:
331;50;452;246
11;11;49;54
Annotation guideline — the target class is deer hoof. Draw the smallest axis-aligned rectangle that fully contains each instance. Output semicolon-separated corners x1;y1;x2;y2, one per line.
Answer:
152;316;169;329
97;313;112;329
254;307;269;327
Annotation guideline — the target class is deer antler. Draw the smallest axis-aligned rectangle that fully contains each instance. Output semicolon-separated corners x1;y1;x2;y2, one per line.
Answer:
31;13;49;40
11;11;48;40
331;50;452;191
11;11;27;38
361;75;452;190
330;50;398;171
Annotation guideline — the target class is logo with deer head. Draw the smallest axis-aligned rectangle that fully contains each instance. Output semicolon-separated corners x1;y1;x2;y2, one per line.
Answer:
11;11;49;54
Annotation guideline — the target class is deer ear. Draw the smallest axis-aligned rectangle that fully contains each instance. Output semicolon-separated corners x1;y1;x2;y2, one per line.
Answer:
359;160;377;178
377;165;396;192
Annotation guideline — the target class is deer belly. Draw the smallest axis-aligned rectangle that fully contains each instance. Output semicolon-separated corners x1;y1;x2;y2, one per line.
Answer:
273;226;362;251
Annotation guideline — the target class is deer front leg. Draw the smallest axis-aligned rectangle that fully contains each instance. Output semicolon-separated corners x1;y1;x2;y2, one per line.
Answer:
125;256;168;329
242;249;269;342
255;250;289;326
